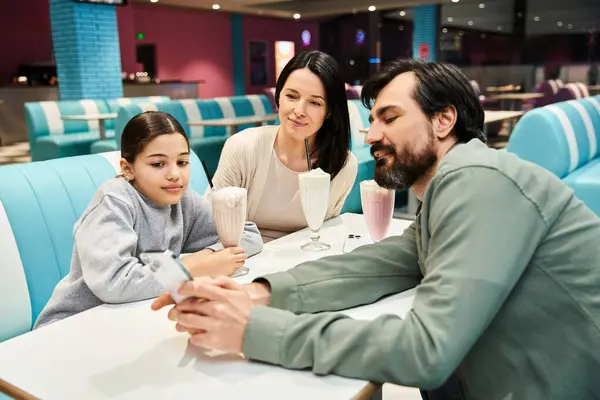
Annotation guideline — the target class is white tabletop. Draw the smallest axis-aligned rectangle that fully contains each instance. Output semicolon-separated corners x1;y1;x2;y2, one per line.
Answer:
483;110;524;124
358;110;524;133
61;114;117;121
0;213;417;400
488;93;544;101
187;114;278;127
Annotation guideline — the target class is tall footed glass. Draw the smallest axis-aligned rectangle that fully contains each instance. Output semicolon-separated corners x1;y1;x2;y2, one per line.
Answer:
298;168;331;251
360;180;395;243
210;187;249;277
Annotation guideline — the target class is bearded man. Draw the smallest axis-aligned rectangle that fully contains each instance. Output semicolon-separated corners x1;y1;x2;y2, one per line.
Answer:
153;59;600;399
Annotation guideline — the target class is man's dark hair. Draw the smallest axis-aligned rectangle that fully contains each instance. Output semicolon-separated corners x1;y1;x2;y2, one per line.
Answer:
361;59;486;143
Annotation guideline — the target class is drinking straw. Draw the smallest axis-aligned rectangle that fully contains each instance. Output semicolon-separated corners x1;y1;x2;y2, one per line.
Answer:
201;159;214;188
304;138;312;171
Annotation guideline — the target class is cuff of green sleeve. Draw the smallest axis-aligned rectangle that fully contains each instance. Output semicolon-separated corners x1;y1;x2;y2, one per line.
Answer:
253;271;299;312
242;305;295;365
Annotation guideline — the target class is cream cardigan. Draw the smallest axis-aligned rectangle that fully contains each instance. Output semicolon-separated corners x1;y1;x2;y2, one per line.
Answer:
212;125;358;224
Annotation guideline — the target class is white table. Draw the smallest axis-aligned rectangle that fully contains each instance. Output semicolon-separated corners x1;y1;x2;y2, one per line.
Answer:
0;213;417;400
61;114;117;141
488;93;543;110
187;114;278;136
359;110;524;147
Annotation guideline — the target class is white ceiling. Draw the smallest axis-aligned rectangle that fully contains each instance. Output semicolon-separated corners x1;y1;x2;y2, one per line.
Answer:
132;0;600;34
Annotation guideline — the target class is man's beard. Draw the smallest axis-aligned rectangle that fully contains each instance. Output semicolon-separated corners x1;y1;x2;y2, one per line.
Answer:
370;128;438;190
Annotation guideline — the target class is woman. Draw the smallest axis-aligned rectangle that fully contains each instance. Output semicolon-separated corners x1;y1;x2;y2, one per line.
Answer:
213;50;358;242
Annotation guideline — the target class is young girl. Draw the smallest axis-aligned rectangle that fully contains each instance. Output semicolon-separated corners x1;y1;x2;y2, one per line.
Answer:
35;111;263;328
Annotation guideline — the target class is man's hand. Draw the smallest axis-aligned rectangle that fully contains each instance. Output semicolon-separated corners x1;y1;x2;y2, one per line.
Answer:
161;276;254;353
151;277;272;311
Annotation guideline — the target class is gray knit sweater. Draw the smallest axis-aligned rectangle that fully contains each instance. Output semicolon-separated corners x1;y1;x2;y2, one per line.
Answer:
35;178;262;328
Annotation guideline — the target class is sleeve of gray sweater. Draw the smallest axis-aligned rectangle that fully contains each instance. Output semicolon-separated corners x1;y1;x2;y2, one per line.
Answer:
183;191;263;257
75;194;165;304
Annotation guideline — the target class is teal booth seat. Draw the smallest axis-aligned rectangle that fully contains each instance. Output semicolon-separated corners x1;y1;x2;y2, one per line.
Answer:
506;95;600;215
25;97;170;162
341;100;378;214
0;150;209;343
103;95;276;177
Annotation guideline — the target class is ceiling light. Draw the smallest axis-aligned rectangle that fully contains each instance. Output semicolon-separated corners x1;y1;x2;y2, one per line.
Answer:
150;0;158;3
568;24;573;29
468;21;474;26
399;10;406;16
481;33;486;38
293;13;301;19
452;0;459;3
212;3;220;9
534;16;540;22
479;3;485;8
368;5;376;12
442;28;448;33
447;17;453;22
497;25;503;30
557;21;563;27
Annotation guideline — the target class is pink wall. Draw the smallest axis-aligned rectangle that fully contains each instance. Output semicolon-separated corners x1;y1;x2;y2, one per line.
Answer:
0;1;319;97
242;15;320;94
116;5;138;76
0;0;53;84
123;4;234;98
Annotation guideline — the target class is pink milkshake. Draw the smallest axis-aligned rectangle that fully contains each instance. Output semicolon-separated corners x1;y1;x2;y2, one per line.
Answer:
360;180;395;242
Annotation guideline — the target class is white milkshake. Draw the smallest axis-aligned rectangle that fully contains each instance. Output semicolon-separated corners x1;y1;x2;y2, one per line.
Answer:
210;186;247;251
298;168;331;251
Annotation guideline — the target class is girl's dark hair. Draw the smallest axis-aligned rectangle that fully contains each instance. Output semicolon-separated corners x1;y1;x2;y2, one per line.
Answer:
121;111;189;163
275;50;351;179
361;59;486;144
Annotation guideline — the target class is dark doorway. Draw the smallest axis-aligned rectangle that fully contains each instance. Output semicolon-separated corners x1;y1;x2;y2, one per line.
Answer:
136;44;157;79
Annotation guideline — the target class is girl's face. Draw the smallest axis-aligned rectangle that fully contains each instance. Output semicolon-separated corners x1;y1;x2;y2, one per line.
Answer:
278;68;328;142
120;133;191;205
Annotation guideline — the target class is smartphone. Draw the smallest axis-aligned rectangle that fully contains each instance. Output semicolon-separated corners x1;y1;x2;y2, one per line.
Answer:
342;234;372;253
140;250;192;303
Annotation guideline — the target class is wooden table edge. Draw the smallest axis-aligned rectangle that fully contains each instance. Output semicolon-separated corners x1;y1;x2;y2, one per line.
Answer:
351;382;382;400
0;377;39;400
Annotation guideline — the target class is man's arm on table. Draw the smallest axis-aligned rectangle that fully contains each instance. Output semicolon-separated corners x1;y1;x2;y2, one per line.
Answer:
251;221;422;314
242;167;547;389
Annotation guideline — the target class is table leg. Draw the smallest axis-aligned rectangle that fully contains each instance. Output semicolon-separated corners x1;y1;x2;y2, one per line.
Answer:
99;120;107;141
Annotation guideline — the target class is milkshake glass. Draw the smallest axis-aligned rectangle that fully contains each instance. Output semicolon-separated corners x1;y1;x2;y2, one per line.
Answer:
298;168;331;251
210;187;249;277
360;180;395;242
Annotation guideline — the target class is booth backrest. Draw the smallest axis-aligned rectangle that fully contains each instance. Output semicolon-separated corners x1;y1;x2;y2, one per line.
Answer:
114;95;274;145
347;99;370;151
25;99;111;145
0;150;209;342
507;96;600;178
104;96;170;129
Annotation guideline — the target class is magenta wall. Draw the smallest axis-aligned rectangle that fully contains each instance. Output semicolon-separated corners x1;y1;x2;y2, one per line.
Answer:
242;15;320;94
0;0;53;84
0;2;318;96
122;4;234;98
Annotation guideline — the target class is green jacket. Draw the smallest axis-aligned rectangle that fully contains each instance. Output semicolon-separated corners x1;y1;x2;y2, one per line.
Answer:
243;139;600;399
